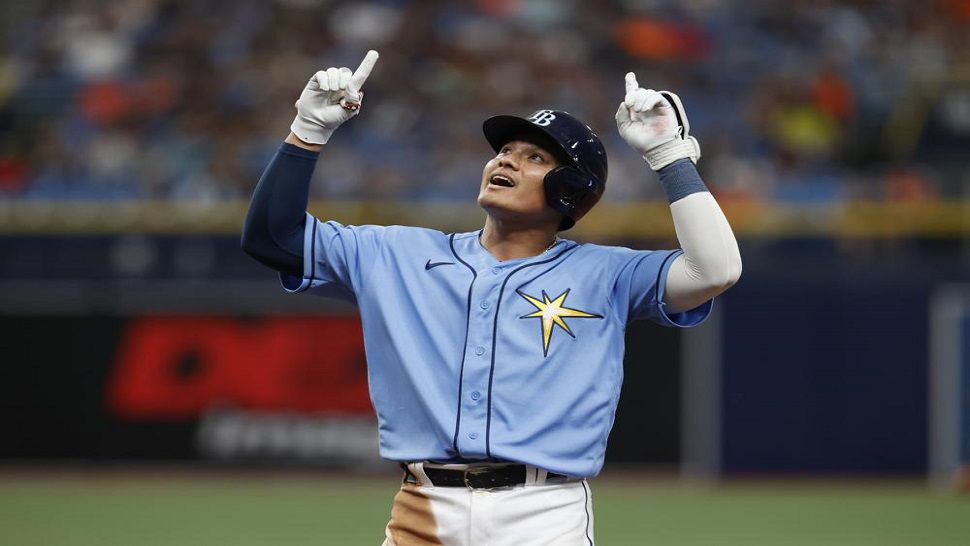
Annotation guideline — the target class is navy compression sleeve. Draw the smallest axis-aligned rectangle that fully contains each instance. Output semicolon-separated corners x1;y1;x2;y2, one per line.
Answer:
240;142;320;276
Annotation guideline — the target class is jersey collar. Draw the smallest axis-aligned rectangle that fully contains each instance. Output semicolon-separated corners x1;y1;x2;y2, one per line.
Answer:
451;230;576;273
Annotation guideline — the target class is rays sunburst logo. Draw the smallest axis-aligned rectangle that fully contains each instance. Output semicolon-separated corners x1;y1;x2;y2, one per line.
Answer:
517;289;603;357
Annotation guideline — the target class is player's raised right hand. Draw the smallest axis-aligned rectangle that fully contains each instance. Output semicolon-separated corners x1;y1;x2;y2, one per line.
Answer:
290;50;379;145
615;72;700;171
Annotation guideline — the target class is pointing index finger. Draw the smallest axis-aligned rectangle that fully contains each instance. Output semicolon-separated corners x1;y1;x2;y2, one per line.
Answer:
348;50;379;93
625;72;639;95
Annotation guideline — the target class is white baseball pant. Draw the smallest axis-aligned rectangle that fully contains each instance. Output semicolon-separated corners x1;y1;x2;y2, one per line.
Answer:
381;462;595;546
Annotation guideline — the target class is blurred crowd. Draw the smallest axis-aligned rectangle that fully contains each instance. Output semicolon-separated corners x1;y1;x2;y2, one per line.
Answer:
0;0;968;204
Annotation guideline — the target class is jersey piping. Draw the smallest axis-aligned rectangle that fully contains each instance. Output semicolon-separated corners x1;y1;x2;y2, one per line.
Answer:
449;232;478;456
485;242;580;457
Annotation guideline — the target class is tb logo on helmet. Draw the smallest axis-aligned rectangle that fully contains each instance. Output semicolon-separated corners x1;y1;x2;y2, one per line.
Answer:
529;110;557;126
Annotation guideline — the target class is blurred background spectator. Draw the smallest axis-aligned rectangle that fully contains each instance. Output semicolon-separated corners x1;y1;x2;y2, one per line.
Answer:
1;0;967;206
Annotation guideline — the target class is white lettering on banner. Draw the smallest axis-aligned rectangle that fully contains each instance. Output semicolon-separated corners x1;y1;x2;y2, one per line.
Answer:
529;110;556;126
196;407;383;464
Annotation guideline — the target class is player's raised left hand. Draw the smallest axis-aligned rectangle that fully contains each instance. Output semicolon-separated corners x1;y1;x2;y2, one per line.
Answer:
290;50;379;145
615;72;701;171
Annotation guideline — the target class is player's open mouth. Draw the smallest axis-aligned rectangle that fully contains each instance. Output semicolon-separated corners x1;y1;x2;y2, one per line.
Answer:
489;174;515;188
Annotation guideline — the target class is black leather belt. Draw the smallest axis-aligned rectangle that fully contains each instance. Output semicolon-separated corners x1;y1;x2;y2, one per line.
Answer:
408;464;568;489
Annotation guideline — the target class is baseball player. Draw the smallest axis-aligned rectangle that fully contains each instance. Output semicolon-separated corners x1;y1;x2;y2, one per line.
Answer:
241;50;741;545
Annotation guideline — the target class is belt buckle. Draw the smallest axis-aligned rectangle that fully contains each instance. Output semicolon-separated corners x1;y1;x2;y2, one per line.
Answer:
463;467;491;489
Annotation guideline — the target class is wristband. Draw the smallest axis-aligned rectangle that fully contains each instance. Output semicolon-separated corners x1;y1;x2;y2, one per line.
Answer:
657;159;708;204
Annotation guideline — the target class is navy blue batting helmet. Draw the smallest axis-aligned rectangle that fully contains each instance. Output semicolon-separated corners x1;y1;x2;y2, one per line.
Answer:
482;109;608;231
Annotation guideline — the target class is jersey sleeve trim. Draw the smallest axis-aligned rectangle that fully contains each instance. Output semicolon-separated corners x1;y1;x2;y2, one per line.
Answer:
279;212;317;293
654;249;715;328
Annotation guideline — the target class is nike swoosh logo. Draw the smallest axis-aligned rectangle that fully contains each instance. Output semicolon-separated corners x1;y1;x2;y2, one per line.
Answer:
425;260;455;270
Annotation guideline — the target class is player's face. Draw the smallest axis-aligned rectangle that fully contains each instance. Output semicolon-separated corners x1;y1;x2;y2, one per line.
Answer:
478;140;562;225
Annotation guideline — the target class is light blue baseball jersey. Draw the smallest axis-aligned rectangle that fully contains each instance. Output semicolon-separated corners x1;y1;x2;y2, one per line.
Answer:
281;214;713;477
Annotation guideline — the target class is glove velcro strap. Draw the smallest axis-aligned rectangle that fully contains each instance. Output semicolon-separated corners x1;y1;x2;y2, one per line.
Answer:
290;115;334;145
643;136;701;171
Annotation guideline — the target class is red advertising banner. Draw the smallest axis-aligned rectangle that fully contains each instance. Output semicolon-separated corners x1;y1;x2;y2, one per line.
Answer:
107;316;373;419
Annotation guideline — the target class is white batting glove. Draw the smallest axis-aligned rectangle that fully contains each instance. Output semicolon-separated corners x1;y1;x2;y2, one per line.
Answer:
290;50;379;145
615;72;701;171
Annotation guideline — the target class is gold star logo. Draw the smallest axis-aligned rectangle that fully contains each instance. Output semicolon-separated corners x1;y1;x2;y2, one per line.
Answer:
517;289;603;357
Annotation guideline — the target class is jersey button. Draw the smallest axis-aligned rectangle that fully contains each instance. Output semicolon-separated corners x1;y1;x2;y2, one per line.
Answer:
480;300;490;310
470;390;481;400
474;346;485;356
491;267;501;275
468;432;479;440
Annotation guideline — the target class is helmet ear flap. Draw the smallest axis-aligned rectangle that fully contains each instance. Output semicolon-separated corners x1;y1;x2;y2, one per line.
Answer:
543;166;604;231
